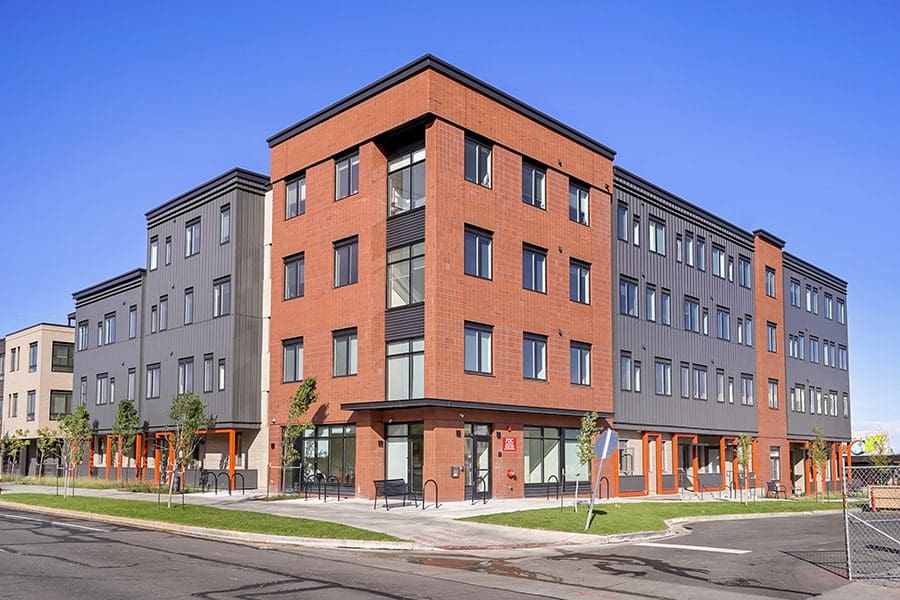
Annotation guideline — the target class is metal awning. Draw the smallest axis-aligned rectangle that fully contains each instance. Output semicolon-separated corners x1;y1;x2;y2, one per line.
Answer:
341;398;612;418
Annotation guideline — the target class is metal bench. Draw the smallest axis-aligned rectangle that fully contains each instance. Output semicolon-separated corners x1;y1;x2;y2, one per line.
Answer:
766;480;787;499
373;478;418;510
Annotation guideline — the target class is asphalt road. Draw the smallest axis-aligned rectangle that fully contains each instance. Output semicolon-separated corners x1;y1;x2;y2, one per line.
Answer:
0;508;885;600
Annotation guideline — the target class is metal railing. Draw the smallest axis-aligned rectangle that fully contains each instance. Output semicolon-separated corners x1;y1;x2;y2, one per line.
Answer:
545;474;560;501
421;478;439;510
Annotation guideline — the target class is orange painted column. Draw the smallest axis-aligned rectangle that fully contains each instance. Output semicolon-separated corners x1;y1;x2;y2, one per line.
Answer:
691;436;699;491
105;434;112;481
134;434;143;483
88;437;95;479
656;434;664;494
719;437;726;491
153;434;161;486
641;433;650;496
116;435;123;482
228;429;237;491
803;441;813;494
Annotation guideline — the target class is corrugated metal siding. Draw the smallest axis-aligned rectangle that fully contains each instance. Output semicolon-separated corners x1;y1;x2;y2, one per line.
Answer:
619;475;645;492
386;208;425;249
612;185;758;435
782;264;851;440
385;304;425;341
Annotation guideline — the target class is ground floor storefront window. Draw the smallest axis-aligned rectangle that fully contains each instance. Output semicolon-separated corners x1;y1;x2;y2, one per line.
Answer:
523;426;586;494
288;424;356;490
386;423;423;492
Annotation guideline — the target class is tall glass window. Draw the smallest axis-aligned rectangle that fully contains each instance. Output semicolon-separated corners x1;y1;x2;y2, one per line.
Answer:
522;162;546;209
388;243;424;307
335;153;360;200
523;334;547;380
570;342;590;385
285;175;306;219
464;138;492;187
291;425;356;490
388;146;425;215
386;338;424;401
385;423;423;491
569;182;589;225
523;245;547;293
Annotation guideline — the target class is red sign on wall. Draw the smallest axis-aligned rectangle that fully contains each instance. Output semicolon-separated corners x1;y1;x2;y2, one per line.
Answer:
503;436;517;452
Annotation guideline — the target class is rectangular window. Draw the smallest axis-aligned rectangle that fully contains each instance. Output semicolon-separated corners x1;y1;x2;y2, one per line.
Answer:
285;175;306;219
790;280;801;307
716;370;725;403
697;238;706;271
333;328;358;377
464;322;492;375
220;204;231;244
741;374;754;406
634;361;642;392
570;260;591;304
128;306;137;338
149;236;158;270
523;334;548;380
217;359;225;391
334;236;359;287
522;162;546;209
185;219;201;257
79;377;86;405
183;288;193;325
96;373;108;405
702;308;709;336
568;182;589;225
616;204;629;241
213;277;231;317
387;242;425;307
177;357;194;394
464;138;492;187
645;286;657;322
335;152;360;199
203;355;214;392
158;296;168;331
685;232;695;267
649;219;666;256
765;267;776;297
837;299;846;324
461;228;494;282
810;337;820;363
127;368;136;401
49;390;72;420
824;294;833;320
619;277;638;316
739;256;752;288
387;338;425;401
770;447;781;481
28;342;38;372
692;365;707;400
389;147;426;215
744;316;753;346
164;236;172;265
680;362;690;398
655;360;672;396
838;346;848;370
716;307;731;341
811;287;819;314
522;244;547;293
661;290;672;326
9;393;16;417
150;305;158;333
843;393;849;417
768;379;779;409
728;377;735;403
712;245;726;278
570;342;591;386
283;338;303;383
727;256;734;282
738;318;744;344
27;390;36;421
683;297;700;333
620;352;632;391
676;234;683;262
103;312;116;344
77;320;89;350
798;333;805;359
767;322;777;352
51;342;74;373
633;217;641;246
284;253;306;300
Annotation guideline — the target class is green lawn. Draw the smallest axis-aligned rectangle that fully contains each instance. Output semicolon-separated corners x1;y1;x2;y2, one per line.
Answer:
1;475;176;494
0;493;400;541
462;498;842;536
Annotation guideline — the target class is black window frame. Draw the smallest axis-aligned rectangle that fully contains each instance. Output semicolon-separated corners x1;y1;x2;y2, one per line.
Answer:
333;236;359;288
283;337;304;383
212;276;231;318
568;180;589;226
332;327;358;378
387;241;425;308
51;341;74;373
285;174;306;219
334;152;360;200
184;218;201;258
570;341;591;386
522;243;547;294
522;160;546;209
220;204;231;245
284;252;306;300
570;259;591;305
463;321;493;375
522;333;548;381
464;225;493;280
464;137;492;188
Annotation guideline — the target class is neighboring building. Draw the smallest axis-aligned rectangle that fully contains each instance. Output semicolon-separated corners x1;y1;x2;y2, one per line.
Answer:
0;323;74;474
0;337;5;435
266;55;617;501
71;168;270;488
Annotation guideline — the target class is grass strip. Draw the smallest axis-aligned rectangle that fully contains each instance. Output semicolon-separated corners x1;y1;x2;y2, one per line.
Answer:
462;498;841;535
0;492;401;541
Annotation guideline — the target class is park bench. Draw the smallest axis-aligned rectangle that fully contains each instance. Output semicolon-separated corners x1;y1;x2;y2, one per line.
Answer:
766;480;788;499
373;479;418;510
870;485;900;511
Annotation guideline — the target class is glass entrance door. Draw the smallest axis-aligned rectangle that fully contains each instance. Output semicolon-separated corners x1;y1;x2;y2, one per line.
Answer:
385;423;423;492
465;423;492;499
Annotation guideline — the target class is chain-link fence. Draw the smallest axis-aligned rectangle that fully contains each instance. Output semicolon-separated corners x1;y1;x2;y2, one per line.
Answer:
843;465;900;583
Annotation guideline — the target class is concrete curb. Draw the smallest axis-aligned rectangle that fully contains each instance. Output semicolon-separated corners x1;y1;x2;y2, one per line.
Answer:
0;500;424;551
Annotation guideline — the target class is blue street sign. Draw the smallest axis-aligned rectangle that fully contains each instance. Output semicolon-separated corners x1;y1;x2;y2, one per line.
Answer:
594;429;619;459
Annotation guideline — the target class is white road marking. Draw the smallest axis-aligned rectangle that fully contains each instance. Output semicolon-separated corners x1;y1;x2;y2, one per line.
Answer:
1;513;106;532
636;542;751;555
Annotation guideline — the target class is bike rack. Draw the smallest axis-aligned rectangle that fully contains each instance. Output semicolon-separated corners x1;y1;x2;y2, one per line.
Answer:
326;476;342;502
215;472;232;496
422;479;439;510
546;474;560;501
233;472;246;496
471;475;489;505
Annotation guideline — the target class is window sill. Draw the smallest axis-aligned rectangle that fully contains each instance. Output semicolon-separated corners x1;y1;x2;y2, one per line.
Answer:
571;382;592;387
333;373;358;379
464;273;492;282
464;370;494;378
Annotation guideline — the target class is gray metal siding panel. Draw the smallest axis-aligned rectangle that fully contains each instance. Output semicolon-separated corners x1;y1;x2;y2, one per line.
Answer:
618;475;645;493
782;264;851;440
612;186;758;435
386;208;425;249
385;304;425;341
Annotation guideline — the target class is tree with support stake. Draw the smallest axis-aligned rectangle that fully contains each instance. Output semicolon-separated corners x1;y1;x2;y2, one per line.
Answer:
279;377;317;494
36;427;58;478
584;427;618;532
574;412;599;512
736;433;753;503
166;393;215;508
810;426;828;500
111;398;140;482
6;430;31;475
59;405;92;497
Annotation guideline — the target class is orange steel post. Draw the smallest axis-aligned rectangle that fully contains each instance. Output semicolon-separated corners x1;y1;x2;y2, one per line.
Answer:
229;429;237;491
719;437;726;491
104;434;112;481
153;434;161;486
671;434;681;489
655;434;665;494
691;435;699;492
641;433;650;496
88;437;95;479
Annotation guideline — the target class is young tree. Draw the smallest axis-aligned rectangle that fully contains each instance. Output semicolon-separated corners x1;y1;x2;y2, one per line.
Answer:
111;398;140;481
736;433;753;501
574;412;599;510
809;426;829;499
36;427;58;478
167;393;215;508
59;405;92;496
7;430;31;475
280;377;317;493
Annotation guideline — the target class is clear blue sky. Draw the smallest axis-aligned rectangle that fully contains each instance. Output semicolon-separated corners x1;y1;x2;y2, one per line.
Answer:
1;2;897;445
